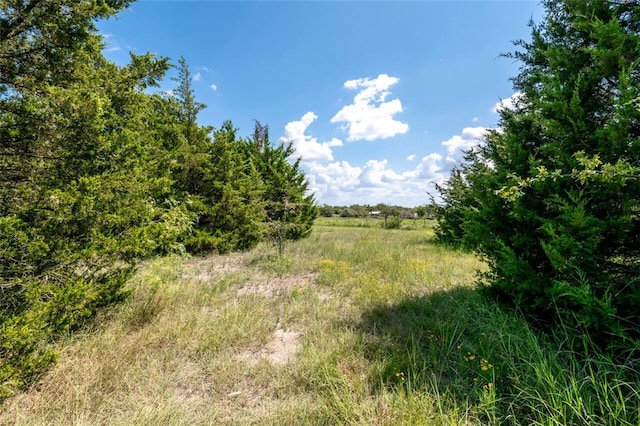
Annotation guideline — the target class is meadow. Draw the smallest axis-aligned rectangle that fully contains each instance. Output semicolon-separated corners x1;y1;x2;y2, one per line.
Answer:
1;218;638;425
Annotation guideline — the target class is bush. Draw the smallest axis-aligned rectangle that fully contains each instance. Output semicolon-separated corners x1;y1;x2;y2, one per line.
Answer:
436;0;640;349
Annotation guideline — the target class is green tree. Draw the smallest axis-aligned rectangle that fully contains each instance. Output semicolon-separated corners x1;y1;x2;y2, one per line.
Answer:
433;151;492;248
0;2;191;397
318;204;336;217
165;56;212;199
0;0;132;90
437;0;640;346
246;121;318;255
183;121;266;254
162;59;266;254
172;56;205;129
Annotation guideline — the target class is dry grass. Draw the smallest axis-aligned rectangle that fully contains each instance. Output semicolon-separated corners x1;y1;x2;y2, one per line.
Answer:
1;222;475;425
2;219;637;425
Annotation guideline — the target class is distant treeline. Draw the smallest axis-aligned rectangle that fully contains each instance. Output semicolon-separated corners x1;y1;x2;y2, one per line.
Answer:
318;204;438;219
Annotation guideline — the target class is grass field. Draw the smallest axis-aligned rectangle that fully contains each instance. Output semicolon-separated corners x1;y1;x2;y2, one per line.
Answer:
1;218;638;425
313;216;435;230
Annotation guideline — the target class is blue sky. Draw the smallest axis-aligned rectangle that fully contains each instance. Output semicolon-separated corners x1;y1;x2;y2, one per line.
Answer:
97;0;542;207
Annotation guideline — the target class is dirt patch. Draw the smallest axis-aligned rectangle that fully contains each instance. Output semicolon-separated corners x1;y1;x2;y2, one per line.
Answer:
236;273;315;297
184;255;310;366
237;328;301;366
264;329;300;365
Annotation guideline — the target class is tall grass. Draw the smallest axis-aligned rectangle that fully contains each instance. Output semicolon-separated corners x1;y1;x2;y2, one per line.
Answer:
1;218;638;425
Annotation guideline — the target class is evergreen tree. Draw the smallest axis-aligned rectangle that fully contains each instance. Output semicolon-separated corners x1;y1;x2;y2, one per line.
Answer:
173;56;206;129
433;150;491;248
162;59;266;254
183;121;266;254
246;121;318;255
0;2;191;397
437;0;640;346
166;56;212;199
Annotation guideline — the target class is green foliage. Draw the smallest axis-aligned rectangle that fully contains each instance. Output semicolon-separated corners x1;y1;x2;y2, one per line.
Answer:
182;120;266;254
433;149;495;250
383;216;402;229
0;0;319;400
247;121;318;255
0;0;132;91
0;2;192;398
436;0;640;348
164;59;266;255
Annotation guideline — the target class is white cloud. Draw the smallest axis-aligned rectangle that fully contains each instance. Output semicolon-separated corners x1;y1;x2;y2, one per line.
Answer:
294;95;506;206
193;72;202;81
300;124;489;205
330;74;409;142
210;83;218;91
472;116;479;122
281;112;343;162
414;153;445;181
492;92;525;113
101;33;121;52
441;126;488;163
303;154;445;207
359;159;405;187
307;161;361;190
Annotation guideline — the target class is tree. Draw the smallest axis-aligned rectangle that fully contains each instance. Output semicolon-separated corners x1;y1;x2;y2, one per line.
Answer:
246;121;318;256
183;121;266;254
172;56;205;128
0;0;132;91
0;2;192;397
318;204;336;217
437;0;640;347
161;59;266;254
433;150;492;248
373;203;402;228
165;56;212;199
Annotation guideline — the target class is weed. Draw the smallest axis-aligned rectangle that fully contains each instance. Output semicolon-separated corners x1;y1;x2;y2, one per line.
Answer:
2;224;638;425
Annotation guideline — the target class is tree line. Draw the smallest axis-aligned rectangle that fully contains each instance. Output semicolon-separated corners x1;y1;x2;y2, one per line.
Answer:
0;0;316;398
318;203;437;219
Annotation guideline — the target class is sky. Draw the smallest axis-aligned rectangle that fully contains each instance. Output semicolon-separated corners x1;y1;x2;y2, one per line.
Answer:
97;0;543;207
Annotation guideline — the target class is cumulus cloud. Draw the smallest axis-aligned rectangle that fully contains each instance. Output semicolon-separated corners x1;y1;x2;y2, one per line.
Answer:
414;153;445;181
289;94;512;206
281;112;343;162
441;126;488;163
492;92;525;113
359;159;405;187
330;74;409;142
307;161;361;190
302;153;445;207
210;83;218;91
193;72;202;81
300;127;482;205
